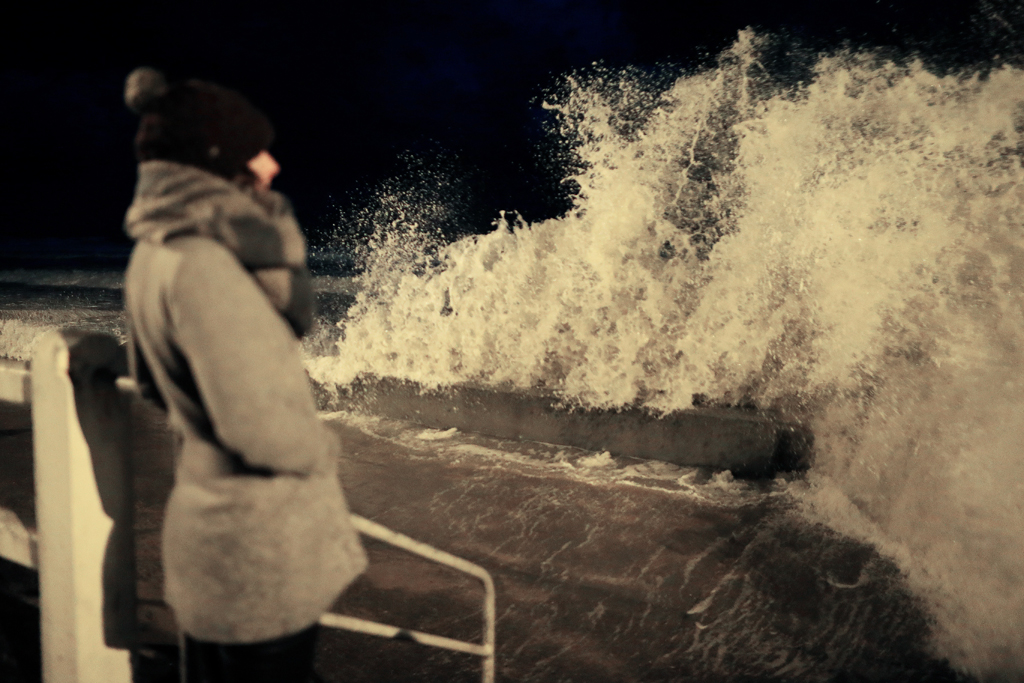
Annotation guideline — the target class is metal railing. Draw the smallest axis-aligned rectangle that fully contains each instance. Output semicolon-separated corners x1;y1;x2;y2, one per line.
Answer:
323;514;496;682
0;329;496;683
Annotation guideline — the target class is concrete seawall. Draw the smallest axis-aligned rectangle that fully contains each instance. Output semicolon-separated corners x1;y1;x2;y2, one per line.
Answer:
312;375;812;477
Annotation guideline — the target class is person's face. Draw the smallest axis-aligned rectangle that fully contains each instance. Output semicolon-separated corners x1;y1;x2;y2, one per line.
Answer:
247;151;280;193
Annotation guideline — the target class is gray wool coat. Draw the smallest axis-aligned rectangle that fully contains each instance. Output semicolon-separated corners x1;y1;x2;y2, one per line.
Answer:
123;161;367;643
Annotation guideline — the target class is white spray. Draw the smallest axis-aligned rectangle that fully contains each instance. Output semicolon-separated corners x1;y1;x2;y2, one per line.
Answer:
311;32;1024;679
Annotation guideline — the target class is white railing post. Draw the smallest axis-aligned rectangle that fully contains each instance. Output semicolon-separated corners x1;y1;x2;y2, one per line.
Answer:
32;330;134;683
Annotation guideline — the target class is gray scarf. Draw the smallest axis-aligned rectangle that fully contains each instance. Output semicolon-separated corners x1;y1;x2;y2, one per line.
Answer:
125;159;314;336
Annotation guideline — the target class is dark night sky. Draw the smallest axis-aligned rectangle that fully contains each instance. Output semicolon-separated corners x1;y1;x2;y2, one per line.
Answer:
0;0;1010;251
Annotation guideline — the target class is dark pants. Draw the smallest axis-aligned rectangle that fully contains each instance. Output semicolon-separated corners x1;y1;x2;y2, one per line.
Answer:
181;624;320;683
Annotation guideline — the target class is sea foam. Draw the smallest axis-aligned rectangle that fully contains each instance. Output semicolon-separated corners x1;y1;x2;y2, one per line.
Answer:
313;32;1024;678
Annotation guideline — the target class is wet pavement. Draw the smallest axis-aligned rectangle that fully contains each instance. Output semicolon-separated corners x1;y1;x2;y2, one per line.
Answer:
0;398;968;682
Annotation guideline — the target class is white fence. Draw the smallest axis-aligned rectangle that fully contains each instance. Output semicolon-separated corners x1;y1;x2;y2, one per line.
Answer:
0;329;495;683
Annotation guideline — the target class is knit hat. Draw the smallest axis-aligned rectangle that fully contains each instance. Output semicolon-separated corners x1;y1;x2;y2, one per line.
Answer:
125;67;274;180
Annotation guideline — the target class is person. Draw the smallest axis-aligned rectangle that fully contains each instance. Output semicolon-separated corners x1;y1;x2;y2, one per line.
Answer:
121;67;367;683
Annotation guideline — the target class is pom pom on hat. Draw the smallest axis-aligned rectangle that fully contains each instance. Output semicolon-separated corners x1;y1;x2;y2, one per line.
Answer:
125;67;169;113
